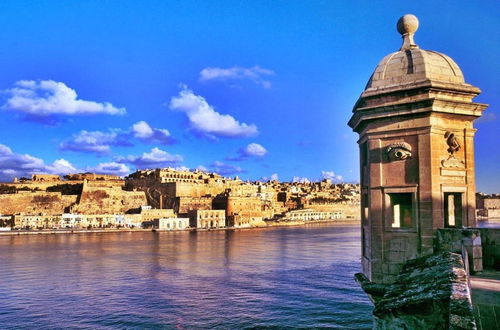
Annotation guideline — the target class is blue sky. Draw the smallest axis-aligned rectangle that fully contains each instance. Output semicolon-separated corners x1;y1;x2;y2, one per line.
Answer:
0;1;498;192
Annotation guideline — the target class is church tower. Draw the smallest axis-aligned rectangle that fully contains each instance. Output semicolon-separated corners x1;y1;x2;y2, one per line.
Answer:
348;15;488;283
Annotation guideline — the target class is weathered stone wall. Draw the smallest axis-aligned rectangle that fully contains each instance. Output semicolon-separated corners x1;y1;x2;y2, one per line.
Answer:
436;228;483;273
486;209;500;218
484;198;500;210
478;228;500;270
0;192;78;215
4;181;83;191
65;173;121;181
71;186;146;214
84;180;124;188
368;252;476;329
32;174;61;181
175;196;213;215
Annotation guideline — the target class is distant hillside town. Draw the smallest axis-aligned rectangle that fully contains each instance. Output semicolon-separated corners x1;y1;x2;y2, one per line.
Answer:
0;168;360;231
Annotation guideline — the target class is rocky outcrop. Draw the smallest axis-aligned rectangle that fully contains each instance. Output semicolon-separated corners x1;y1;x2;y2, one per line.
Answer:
358;252;477;329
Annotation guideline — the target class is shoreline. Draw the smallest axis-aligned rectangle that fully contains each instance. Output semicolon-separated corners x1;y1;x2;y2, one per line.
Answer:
0;219;360;236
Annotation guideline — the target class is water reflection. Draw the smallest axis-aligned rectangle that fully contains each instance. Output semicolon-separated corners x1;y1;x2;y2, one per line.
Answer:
0;224;372;329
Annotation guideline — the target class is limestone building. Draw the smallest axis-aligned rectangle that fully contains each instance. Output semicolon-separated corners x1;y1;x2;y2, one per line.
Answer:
348;15;487;283
188;209;226;229
226;195;264;227
153;218;189;230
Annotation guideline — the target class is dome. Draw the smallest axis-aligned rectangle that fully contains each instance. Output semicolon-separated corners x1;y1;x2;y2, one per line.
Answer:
349;14;487;133
365;14;465;91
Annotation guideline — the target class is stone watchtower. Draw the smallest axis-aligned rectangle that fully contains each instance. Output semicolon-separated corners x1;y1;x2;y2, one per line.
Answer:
348;15;487;283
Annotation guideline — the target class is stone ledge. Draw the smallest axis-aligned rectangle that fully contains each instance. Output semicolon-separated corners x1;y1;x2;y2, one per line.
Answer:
358;252;477;329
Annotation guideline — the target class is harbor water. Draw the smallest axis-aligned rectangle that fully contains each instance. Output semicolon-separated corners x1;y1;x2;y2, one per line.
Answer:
0;223;372;329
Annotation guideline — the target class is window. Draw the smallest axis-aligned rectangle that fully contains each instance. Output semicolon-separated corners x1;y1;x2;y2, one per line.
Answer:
362;193;369;225
444;192;462;228
389;193;413;228
360;142;369;187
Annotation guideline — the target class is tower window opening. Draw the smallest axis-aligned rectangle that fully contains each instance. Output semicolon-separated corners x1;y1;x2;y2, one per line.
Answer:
389;193;413;228
444;192;462;228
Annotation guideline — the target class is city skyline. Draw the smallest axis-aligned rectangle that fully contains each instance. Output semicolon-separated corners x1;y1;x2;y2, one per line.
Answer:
0;1;498;192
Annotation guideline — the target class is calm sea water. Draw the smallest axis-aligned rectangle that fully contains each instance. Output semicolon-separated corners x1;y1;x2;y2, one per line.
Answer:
0;224;373;329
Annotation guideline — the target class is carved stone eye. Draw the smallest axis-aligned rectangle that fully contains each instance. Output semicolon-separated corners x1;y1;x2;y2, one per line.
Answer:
386;142;412;161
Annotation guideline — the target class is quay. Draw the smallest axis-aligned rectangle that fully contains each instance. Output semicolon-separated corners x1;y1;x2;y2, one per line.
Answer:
0;218;360;236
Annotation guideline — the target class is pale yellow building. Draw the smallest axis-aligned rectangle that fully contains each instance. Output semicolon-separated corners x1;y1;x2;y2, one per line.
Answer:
188;210;226;229
154;218;189;230
284;209;343;221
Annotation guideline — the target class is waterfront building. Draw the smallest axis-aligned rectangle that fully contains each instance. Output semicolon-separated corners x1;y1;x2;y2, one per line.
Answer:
476;193;500;219
153;218;189;230
226;194;264;227
188;210;226;229
139;206;176;222
61;214;118;228
0;215;13;229
348;15;487;283
284;209;343;221
14;214;61;229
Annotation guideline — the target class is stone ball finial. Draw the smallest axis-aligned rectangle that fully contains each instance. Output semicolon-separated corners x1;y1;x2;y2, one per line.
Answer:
397;14;419;35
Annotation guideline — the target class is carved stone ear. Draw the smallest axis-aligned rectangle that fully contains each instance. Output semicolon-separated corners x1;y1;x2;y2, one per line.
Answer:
386;142;412;161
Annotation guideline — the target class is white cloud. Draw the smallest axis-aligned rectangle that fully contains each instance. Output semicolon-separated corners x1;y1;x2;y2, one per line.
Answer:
131;121;154;138
169;86;258;138
244;143;267;157
261;173;279;182
0;143;77;181
321;170;343;182
209;161;244;176
3;80;125;117
196;165;208;172
227;143;268;161
60;121;173;155
87;162;131;177
117;147;184;169
60;130;130;155
0;144;13;156
131;121;173;144
199;65;274;88
292;176;310;184
46;159;77;175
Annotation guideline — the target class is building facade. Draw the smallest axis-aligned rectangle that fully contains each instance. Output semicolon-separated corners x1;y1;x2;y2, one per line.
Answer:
154;218;189;230
188;210;226;229
284;209;343;221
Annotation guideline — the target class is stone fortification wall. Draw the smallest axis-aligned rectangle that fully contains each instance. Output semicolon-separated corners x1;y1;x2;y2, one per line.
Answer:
4;181;83;192
175;196;213;215
84;180;124;188
65;173;121;181
484;197;500;210
32;174;60;181
476;194;500;218
71;185;146;214
435;228;483;273
0;192;77;215
479;228;500;270
169;181;228;198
